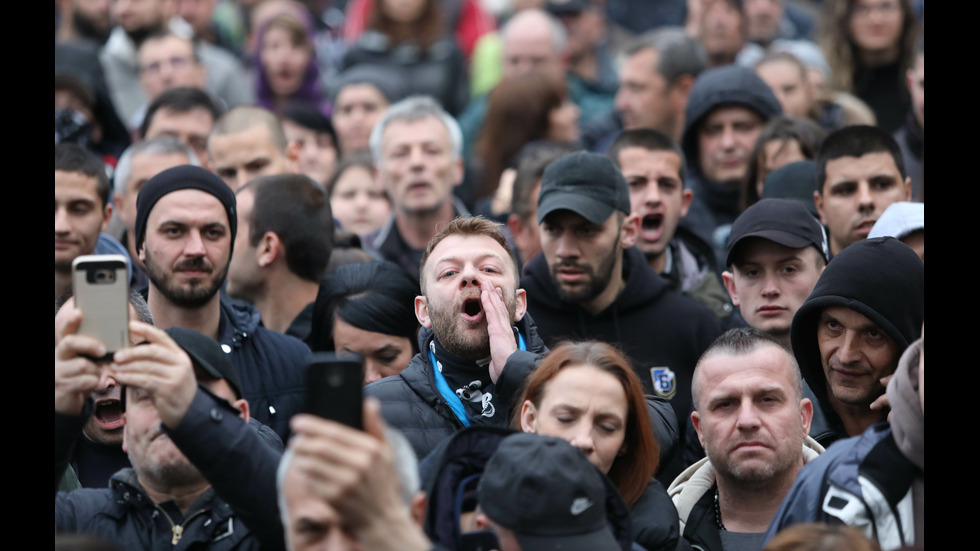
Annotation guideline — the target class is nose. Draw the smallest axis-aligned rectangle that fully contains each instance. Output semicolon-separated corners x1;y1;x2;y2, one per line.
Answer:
856;182;874;211
644;182;662;207
836;330;863;365
720;126;736;149
363;361;382;385
458;262;481;288
55;206;70;234
735;398;761;431
555;233;579;260
183;229;207;257
569;427;595;456
760;271;780;298
96;369;118;392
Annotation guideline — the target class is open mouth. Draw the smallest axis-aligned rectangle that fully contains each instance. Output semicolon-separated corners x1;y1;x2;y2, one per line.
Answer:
641;213;664;241
94;399;124;430
461;297;483;322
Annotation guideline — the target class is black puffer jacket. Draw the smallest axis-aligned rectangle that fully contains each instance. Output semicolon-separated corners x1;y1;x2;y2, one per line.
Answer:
364;314;548;461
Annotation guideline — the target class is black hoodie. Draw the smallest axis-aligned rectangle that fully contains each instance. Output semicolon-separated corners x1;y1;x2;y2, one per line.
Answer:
790;237;924;447
522;246;722;477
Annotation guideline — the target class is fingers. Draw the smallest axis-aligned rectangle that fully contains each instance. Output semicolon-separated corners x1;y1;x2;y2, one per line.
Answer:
55;305;83;346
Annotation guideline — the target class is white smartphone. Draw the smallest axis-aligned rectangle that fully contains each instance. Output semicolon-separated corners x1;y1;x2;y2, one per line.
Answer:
72;254;130;360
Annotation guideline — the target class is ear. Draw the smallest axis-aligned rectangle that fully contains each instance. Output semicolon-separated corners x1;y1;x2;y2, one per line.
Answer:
410;491;427;526
679;189;693;218
670;74;695;112
513;288;527;323
285;140;302;171
722;270;740;306
520;400;538;432
257;232;279;268
233;397;250;422
903;176;912;201
113;193;130;223
691;410;705;449
138;242;146;263
101;202;113;232
814;190;826;224
620;213;640;249
800;397;813;436
507;213;524;246
451;157;464;188
414;295;432;328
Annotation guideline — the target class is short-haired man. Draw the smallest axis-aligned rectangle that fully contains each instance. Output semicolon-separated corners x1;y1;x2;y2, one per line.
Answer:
278;400;431;551
329;65;394;158
722;198;829;351
55;143;114;298
133;30;208;129
521;151;722;482
506;143;574;271
680;64;782;262
111;137;198;293
814;125;911;258
227;174;334;341
207;105;299;191
668;327;823;551
607;129;734;321
362;96;472;283
140;86;223;170
754;51;815;120
693;0;763;68
614;28;708;144
790;236;923;447
364;216;548;460
135;164;309;441
55;322;284;549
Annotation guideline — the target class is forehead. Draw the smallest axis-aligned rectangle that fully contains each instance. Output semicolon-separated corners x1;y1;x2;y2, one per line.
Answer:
129;152;191;183
55;170;101;199
147;188;229;225
819;305;883;331
140;35;193;58
382;116;450;148
617;146;682;175
698;346;796;394
823;151;901;183
336;84;386;107
624;47;660;76
146;107;214;136
504;24;556;55
426;234;514;272
703;105;763;126
544;363;625;397
757;59;804;81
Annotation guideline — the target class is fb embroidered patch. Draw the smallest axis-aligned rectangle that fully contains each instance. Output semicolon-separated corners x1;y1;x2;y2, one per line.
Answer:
650;367;676;399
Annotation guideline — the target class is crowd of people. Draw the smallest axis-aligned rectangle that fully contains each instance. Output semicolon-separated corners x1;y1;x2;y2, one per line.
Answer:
55;0;924;550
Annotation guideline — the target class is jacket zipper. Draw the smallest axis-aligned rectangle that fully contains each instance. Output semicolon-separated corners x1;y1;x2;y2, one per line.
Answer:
156;505;209;546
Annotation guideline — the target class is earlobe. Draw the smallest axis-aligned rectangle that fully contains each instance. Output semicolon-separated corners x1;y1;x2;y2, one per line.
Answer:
620;213;640;248
257;232;279;267
101;203;113;231
691;411;705;449
520;400;537;432
814;191;826;224
513;289;527;322
722;271;739;305
415;296;432;328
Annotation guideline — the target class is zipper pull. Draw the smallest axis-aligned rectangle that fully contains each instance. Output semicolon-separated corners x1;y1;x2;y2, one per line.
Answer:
172;524;183;545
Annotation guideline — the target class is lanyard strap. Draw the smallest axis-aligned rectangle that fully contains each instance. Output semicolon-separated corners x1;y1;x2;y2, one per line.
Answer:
429;328;527;427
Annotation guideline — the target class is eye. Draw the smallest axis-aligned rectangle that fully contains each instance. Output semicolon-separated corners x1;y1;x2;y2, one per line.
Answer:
867;328;884;340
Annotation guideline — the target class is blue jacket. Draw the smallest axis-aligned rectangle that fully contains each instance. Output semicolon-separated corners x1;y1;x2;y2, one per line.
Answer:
763;422;919;550
218;295;309;442
55;388;285;550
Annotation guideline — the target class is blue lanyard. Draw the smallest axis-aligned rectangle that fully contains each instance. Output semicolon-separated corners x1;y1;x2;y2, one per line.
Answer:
429;328;527;427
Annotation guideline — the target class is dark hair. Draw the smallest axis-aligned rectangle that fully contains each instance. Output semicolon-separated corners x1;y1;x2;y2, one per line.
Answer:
743;116;826;209
815;125;905;195
475;72;570;201
240;174;334;282
623;27;708;86
419;216;518;293
515;340;659;506
606;128;688;186
55;142;111;208
693;327;802;410
819;0;919;93
325;152;377;199
307;260;421;353
369;0;444;49
510;142;575;223
281;102;338;153
139;86;223;140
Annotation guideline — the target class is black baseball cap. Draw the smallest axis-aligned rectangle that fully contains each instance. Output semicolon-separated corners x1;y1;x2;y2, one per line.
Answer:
537;151;631;226
477;433;622;551
165;326;243;399
726;198;829;267
545;0;589;16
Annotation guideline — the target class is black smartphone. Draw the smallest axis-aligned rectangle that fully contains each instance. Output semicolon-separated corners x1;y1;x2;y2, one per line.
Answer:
304;352;365;429
72;254;130;361
460;530;499;551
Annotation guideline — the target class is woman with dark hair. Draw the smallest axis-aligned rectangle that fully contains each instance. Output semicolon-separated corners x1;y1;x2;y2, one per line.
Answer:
341;0;470;116
326;153;392;236
474;72;579;208
819;0;919;132
308;261;421;384
515;340;680;551
741;115;826;211
255;12;329;115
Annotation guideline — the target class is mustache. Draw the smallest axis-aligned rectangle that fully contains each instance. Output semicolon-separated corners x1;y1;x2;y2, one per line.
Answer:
174;257;213;273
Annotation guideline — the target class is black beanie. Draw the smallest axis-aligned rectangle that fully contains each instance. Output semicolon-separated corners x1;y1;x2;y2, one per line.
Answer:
791;237;924;402
134;165;237;254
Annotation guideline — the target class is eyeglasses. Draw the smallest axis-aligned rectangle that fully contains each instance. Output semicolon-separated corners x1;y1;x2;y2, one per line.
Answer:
141;56;194;75
851;0;902;18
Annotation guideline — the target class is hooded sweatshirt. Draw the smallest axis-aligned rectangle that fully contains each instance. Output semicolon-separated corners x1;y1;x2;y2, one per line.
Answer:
522;246;722;466
790;237;924;448
679;65;783;261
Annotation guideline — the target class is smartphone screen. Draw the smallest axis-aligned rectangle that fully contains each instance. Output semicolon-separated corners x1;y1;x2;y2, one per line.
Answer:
304;352;365;429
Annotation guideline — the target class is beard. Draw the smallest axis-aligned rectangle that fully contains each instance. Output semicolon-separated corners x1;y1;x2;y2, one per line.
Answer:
145;250;227;309
549;246;619;305
72;10;110;44
427;291;518;361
